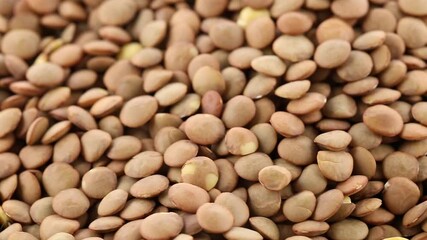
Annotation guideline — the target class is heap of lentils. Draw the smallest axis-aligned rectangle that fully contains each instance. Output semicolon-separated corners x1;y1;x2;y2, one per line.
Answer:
1;0;427;239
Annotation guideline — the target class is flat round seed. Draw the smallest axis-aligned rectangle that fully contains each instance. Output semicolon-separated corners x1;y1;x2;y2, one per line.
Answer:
402;201;427;228
317;151;353;182
140;212;183;240
114;220;143;240
272;35;314;62
26;63;65;88
224;127;258;156
316;119;351;132
90;95;123;118
0;108;22;138
278;135;317;166
81;129;112;163
323;94;358;119
30;197;54;225
383;177;420;215
42;163;79;196
0;153;20;179
234;153;274;181
287;92;327;115
314;39;351;68
143;69;173;93
363;105;404;137
314;130;352;151
17;171;41;205
249;217;279;240
331;0;369;19
351;147;377;179
398;0;427;16
97;189;128;217
52;188;89;219
82;167;117;199
197;203;234;234
277;11;313;35
89;216;124;232
47;232;74;240
192;66;225;96
383;151;419;181
125;151;163;178
8;232;38;240
397;17;427;49
130;48;163;68
120;198;155;220
67;106;97;131
246;17;275;49
170;93;201;118
103;60;140;92
222;95;256;128
275;80;311;99
181;156;218;191
19;145;52;169
120;96;158;128
247;183;281;217
39;215;79;240
412;102;427;126
164;42;198;71
2;200;31;224
313;189;344;221
26;0;59;14
400;123;427;141
4;55;29;80
107;135;141;160
251;55;286;77
201;90;223;117
336;175;368;196
224;227;263;240
97;0;136;26
99;26;131;44
215;192;250;227
352;198;382;217
169;183;210;213
50;44;83;67
0;174;18;201
353;31;386;51
398;70;427;96
243;74;277;99
343;77;379;96
153;126;186;154
292;220;330;237
209;21;244;51
258;166;292;191
130;175;169;198
184;114;225;145
363;8;397;32
38;87;71;112
361;88;401;105
139;20;167;48
270;111;305;137
77;88;109;108
83;40;120;56
229;47;263;70
337;51;373;82
328;219;369;240
316;18;355;43
283;191;316;222
1;29;40;60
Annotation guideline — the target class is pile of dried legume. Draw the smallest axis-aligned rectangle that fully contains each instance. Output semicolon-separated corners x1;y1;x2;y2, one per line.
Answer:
0;0;426;239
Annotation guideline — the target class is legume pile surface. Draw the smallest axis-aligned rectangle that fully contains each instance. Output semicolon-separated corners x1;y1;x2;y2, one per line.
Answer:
0;0;426;239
